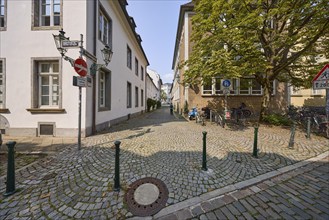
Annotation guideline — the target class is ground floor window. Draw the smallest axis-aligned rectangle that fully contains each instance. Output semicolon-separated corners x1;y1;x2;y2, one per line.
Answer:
141;89;144;107
202;77;275;96
0;59;5;108
135;86;139;107
38;61;60;107
98;69;111;110
127;82;132;108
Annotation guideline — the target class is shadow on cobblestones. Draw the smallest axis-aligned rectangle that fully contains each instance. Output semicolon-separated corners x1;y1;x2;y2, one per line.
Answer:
0;106;328;219
1;141;327;219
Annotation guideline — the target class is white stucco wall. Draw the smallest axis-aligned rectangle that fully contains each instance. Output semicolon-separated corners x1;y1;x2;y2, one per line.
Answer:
0;0;148;136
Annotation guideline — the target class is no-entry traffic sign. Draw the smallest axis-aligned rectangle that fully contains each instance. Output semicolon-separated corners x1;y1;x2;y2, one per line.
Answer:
74;58;88;77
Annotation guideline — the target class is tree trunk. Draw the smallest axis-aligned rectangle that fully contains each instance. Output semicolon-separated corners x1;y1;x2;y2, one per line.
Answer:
259;78;272;122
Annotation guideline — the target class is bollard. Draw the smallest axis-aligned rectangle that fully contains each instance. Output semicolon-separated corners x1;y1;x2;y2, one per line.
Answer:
202;131;208;171
170;104;173;115
114;140;121;192
253;123;259;158
288;121;296;149
306;117;311;139
4;141;16;196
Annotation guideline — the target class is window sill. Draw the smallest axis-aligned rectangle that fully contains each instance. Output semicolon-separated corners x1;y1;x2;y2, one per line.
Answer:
311;94;323;97
290;95;302;97
31;26;62;31
0;27;7;31
26;108;66;114
0;108;10;113
98;107;111;112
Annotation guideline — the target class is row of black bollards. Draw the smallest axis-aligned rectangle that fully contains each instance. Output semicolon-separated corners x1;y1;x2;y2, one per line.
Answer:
200;120;300;169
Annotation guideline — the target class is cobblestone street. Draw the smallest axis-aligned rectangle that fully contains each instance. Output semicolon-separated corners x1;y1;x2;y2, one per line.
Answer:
0;107;328;219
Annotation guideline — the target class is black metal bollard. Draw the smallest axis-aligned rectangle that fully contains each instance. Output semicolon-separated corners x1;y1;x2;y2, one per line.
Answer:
114;140;121;192
202;131;208;171
4;141;16;196
288;122;296;149
253;123;259;158
306;117;311;139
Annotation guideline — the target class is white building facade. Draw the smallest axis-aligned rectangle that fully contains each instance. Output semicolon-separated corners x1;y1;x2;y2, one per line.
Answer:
0;0;148;137
146;68;162;101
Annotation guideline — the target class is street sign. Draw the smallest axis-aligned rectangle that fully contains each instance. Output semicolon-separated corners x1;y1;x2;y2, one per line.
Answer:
312;64;329;90
222;79;231;87
73;76;87;87
61;40;80;48
74;58;88;77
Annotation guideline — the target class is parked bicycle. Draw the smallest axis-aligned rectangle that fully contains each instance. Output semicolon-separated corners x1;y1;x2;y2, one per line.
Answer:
231;103;252;123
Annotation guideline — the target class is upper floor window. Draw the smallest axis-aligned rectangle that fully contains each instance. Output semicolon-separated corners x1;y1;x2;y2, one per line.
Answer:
141;66;144;81
0;59;5;108
135;58;139;76
33;0;62;29
0;0;6;29
127;45;132;69
99;8;112;47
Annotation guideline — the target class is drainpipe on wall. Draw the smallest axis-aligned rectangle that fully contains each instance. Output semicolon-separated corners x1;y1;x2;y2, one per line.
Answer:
92;0;97;134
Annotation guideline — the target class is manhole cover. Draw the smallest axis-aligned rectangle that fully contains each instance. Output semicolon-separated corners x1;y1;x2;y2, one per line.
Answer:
125;177;168;217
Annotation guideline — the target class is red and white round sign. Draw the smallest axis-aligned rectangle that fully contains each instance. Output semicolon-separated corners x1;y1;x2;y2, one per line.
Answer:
74;58;88;77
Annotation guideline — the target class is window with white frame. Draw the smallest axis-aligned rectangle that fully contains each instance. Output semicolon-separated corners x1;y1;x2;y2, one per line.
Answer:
202;77;275;96
33;0;62;28
0;59;5;108
99;8;112;46
135;58;139;76
202;80;212;95
98;69;111;110
127;45;132;69
290;86;301;95
127;82;132;108
39;62;59;107
0;0;6;29
141;66;144;81
135;87;139;107
311;88;321;95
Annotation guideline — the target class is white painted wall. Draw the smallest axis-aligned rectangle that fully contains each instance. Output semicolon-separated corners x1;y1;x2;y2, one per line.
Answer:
0;0;148;136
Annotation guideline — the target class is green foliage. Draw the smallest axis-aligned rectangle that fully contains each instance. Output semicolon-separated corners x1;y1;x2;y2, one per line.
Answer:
146;98;161;111
161;90;167;102
183;101;189;114
147;98;157;111
262;114;292;126
184;0;329;117
157;101;161;108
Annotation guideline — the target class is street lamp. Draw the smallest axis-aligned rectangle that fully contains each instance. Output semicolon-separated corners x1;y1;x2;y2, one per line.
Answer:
52;29;114;149
101;45;113;66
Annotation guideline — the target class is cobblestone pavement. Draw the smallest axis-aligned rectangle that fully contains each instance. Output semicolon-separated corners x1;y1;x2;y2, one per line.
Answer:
0;107;328;219
160;156;329;220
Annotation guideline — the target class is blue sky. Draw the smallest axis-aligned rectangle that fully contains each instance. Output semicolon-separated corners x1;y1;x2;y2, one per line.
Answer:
127;0;190;84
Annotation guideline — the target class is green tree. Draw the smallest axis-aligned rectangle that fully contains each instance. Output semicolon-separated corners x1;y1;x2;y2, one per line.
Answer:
161;90;168;102
184;0;329;120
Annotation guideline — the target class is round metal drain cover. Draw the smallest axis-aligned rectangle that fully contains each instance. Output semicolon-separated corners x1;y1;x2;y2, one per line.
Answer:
125;177;168;217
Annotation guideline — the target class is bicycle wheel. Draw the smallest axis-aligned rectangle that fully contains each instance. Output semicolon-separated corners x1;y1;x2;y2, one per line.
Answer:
218;115;225;128
243;109;252;118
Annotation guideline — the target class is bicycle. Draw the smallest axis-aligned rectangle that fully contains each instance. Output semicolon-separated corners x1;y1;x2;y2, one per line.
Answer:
196;109;207;126
211;110;225;128
231;103;252;124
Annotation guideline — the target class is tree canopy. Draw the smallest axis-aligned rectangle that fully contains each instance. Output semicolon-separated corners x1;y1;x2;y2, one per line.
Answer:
184;0;329;118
